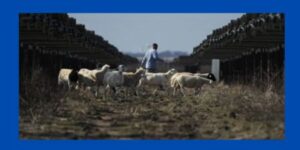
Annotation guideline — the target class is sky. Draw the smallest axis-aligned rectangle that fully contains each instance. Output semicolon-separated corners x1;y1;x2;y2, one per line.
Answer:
69;13;243;54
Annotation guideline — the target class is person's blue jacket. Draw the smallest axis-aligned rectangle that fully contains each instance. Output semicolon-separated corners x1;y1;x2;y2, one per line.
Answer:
141;48;160;69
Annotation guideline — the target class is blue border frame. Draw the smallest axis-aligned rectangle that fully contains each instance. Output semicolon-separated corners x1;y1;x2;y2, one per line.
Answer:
1;0;299;150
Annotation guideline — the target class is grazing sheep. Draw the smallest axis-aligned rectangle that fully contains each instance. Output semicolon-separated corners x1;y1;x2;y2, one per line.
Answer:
103;65;125;97
196;73;216;81
170;72;215;96
58;68;78;90
171;72;216;82
137;68;177;94
77;64;110;97
122;67;146;96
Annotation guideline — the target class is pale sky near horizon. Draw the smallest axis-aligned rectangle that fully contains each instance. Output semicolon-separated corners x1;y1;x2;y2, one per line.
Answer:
69;13;243;54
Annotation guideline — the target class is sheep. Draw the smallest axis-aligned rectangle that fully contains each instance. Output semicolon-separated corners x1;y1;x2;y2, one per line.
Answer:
77;64;110;97
171;72;216;82
122;67;146;96
57;68;78;91
137;68;177;94
170;72;216;96
197;73;216;81
103;65;125;97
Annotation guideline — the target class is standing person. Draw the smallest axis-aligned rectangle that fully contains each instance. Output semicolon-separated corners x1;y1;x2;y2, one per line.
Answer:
141;43;163;73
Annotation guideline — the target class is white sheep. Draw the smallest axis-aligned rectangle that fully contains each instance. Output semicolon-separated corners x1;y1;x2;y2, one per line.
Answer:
170;72;216;85
137;68;177;94
57;68;78;91
170;72;215;96
77;64;110;97
103;65;125;97
122;67;146;96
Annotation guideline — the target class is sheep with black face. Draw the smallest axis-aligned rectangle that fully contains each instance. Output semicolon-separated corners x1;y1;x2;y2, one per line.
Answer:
170;72;216;96
58;68;78;91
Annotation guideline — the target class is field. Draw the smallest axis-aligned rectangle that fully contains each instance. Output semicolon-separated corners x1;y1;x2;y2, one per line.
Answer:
19;70;284;139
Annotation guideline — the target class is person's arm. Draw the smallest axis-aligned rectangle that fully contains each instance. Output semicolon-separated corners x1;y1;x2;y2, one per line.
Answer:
152;50;164;62
140;51;147;68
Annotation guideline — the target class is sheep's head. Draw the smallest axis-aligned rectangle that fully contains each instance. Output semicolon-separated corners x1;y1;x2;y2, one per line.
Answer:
69;69;79;82
117;65;125;72
197;76;214;85
207;73;216;81
101;64;110;71
166;68;177;77
167;68;177;75
136;67;145;74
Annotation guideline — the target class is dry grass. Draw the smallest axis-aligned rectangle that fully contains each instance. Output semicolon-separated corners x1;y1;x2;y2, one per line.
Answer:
19;71;284;139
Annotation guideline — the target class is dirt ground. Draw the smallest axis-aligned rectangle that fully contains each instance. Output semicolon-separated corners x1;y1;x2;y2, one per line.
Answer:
19;75;284;139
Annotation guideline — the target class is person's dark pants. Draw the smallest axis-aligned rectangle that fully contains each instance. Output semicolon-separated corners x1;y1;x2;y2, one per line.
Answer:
146;68;156;73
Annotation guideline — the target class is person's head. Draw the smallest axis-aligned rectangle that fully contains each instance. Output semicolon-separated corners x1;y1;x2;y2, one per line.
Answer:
152;43;158;50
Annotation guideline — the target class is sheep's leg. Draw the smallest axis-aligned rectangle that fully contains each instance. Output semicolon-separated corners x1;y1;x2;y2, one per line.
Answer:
62;82;67;91
76;82;81;91
59;80;65;91
58;80;63;90
117;87;121;96
165;87;171;96
122;87;127;96
135;89;139;96
161;84;168;96
180;87;186;97
93;86;98;97
196;86;202;96
83;84;88;91
137;80;142;89
57;79;61;87
128;87;132;96
68;81;72;91
84;85;89;91
165;85;172;96
122;87;127;97
194;88;198;95
159;84;165;91
96;86;101;98
60;84;65;91
103;87;108;99
152;88;158;95
112;87;116;94
58;79;63;90
112;87;118;98
71;82;75;91
197;90;201;96
104;85;110;100
103;86;106;100
75;81;79;90
127;88;131;96
173;87;177;96
77;82;81;89
175;86;180;96
97;86;103;98
139;78;151;95
107;85;114;97
137;81;145;95
80;82;85;91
